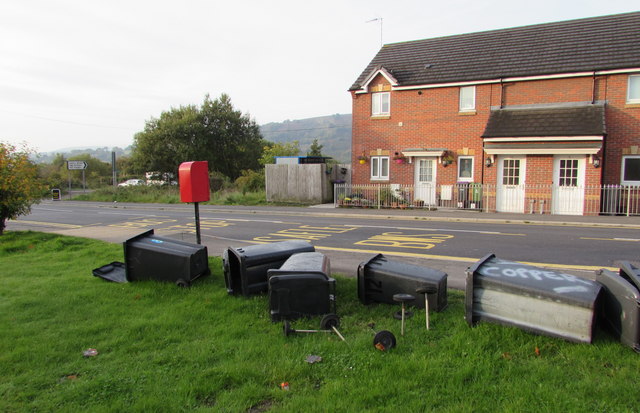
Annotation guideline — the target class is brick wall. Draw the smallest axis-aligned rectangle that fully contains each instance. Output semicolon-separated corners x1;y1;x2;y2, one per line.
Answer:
352;72;640;188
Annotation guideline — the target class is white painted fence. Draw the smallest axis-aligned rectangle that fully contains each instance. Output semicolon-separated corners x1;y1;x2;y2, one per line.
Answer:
334;183;640;216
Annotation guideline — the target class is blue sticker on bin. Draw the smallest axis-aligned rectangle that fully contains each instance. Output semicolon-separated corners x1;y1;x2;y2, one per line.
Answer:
151;239;164;244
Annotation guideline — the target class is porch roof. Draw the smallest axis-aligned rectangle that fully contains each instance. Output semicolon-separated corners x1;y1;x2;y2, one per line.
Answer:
481;103;606;138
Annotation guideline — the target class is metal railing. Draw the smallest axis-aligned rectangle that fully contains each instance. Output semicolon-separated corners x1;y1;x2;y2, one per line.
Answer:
334;183;640;216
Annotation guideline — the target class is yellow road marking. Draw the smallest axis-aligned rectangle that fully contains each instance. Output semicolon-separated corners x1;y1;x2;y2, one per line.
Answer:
316;246;617;272
355;232;453;249
346;224;525;236
10;220;82;229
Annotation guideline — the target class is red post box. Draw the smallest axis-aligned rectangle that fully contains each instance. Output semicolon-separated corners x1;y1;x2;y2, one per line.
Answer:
179;161;210;203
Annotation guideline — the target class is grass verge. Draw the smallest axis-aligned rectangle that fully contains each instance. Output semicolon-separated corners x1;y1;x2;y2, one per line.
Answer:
73;186;268;206
1;231;639;412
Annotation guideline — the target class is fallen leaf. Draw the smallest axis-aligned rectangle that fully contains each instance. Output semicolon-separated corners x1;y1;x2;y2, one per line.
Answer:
534;346;541;356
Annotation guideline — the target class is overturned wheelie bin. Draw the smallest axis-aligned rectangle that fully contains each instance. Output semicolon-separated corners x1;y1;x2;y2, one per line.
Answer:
124;229;210;286
357;253;448;312
223;240;315;296
465;254;602;343
268;252;336;321
596;261;640;352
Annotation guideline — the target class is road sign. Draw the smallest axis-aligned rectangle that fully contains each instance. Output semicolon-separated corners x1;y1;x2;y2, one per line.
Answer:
67;161;88;170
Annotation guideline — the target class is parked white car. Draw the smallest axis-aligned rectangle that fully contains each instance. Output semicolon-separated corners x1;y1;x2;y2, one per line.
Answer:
118;179;145;187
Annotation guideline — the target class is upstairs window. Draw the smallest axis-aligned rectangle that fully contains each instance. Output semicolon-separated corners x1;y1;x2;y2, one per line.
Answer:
628;75;640;104
459;86;476;112
621;155;640;185
372;92;390;116
371;156;389;180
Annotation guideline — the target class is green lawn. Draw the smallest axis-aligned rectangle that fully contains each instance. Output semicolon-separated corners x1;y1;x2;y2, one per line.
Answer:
1;231;639;412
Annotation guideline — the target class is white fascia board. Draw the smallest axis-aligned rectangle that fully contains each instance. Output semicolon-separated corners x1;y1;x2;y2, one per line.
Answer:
401;150;445;157
390;68;640;91
483;136;604;143
484;147;601;155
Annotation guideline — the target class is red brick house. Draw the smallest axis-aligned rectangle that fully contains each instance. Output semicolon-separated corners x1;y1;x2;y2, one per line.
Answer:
348;12;640;215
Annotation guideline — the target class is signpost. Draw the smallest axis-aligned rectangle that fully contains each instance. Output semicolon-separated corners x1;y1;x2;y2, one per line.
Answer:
67;161;88;199
67;161;87;170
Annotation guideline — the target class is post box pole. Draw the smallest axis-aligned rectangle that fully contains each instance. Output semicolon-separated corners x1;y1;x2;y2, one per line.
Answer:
194;202;202;244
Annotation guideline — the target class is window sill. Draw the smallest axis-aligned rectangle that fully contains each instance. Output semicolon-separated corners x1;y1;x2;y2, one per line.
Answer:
371;115;391;120
458;110;477;116
371;178;390;182
624;103;640;109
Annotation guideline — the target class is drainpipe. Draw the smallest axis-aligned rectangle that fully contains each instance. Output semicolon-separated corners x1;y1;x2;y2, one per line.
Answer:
481;143;485;186
591;71;596;104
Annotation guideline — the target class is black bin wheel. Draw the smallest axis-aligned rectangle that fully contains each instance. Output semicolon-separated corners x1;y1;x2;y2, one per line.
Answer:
283;320;293;337
320;314;340;330
373;330;397;351
416;285;437;295
393;293;415;303
176;279;190;288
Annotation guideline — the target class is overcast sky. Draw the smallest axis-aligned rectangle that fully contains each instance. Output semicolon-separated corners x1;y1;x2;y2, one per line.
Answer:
1;1;637;153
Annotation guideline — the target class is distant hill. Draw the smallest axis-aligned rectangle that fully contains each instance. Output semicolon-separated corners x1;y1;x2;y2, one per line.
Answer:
36;114;353;164
36;146;132;164
260;114;352;163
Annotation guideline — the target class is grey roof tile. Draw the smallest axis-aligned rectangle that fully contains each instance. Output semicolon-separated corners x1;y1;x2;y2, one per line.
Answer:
481;103;606;138
350;12;640;90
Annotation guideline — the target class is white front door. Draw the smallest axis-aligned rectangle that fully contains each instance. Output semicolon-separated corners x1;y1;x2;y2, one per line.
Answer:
497;156;526;213
552;155;585;215
414;158;437;205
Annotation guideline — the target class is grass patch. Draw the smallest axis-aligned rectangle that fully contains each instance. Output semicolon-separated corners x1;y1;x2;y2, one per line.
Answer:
74;186;268;206
1;231;639;412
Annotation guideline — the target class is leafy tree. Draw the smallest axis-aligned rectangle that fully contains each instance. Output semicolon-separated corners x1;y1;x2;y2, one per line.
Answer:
38;153;67;189
307;139;324;156
38;153;113;188
259;141;300;166
131;94;264;180
0;142;46;235
116;155;135;182
68;154;112;187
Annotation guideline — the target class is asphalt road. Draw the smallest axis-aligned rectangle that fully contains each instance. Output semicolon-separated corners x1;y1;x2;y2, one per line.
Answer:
8;201;640;289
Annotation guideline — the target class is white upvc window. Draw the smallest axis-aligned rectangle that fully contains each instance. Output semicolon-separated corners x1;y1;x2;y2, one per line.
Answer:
627;75;640;104
457;156;474;182
371;156;389;180
621;155;640;185
459;86;476;112
372;92;390;116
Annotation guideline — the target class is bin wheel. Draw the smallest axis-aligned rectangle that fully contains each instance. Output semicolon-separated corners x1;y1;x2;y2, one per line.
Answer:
176;279;190;288
283;320;293;337
320;314;340;330
373;330;396;351
393;310;414;320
